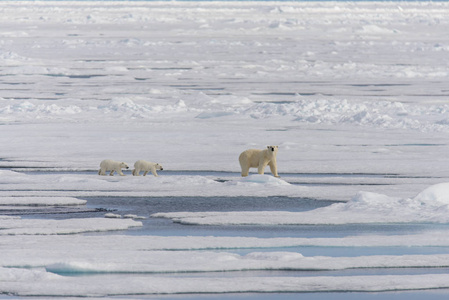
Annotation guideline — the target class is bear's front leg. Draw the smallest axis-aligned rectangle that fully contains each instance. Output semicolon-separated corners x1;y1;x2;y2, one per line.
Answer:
269;161;279;177
118;170;125;176
258;159;267;175
151;168;159;177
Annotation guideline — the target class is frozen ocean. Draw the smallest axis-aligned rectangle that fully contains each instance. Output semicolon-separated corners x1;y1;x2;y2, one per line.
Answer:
1;0;449;298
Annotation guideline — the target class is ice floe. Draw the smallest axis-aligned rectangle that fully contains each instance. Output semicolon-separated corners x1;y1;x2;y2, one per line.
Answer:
0;216;141;235
0;269;449;296
0;196;86;206
153;183;449;225
0;171;305;198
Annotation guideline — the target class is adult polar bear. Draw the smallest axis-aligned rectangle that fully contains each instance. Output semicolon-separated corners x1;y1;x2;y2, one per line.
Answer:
98;159;129;176
132;160;164;177
239;146;279;177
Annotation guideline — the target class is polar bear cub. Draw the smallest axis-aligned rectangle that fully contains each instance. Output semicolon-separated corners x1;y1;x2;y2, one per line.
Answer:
98;159;129;176
239;146;279;177
132;160;164;177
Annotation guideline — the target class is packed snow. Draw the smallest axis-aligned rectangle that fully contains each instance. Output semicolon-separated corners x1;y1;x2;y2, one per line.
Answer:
1;0;449;298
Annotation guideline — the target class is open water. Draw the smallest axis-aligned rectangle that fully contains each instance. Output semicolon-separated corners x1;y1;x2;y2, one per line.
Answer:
0;169;448;298
4;170;449;300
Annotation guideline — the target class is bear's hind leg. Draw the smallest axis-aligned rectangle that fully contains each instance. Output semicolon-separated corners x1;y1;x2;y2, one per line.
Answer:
143;171;148;176
240;164;250;177
109;170;115;176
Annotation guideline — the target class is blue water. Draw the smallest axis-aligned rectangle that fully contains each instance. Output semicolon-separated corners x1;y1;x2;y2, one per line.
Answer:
5;171;449;298
18;194;449;257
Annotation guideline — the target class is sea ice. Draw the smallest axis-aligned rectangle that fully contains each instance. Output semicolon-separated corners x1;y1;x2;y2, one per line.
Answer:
1;1;449;297
0;217;142;235
0;269;449;296
152;183;449;225
0;196;86;206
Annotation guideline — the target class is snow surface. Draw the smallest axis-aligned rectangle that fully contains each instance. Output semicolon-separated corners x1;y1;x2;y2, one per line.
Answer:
2;0;449;297
153;184;449;225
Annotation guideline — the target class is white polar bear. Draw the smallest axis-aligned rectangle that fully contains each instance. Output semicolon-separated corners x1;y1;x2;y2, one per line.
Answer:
98;159;129;176
239;146;279;177
132;160;164;177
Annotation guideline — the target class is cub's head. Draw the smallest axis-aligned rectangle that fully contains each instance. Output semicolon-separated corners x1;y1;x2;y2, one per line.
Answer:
156;163;164;171
267;145;278;153
121;162;129;169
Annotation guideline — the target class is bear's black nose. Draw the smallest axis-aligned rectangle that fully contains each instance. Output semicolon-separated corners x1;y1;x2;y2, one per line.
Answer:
161;167;164;170
126;167;129;169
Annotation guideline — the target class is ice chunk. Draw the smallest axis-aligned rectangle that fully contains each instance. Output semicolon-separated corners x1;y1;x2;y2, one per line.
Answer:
123;214;146;220
105;213;121;219
236;174;290;185
413;182;449;206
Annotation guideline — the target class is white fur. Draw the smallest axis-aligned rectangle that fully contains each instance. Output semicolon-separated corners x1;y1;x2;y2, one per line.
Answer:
238;146;279;177
132;160;164;177
98;159;129;176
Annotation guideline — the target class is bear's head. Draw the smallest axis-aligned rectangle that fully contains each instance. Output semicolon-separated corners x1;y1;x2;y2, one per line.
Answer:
121;162;129;169
267;146;278;155
156;163;164;171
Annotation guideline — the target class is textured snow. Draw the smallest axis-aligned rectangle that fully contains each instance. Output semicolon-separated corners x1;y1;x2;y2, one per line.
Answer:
1;0;449;297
